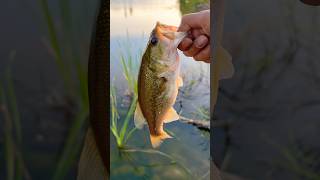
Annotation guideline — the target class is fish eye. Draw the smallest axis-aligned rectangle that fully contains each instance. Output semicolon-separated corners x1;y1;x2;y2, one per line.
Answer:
150;36;158;45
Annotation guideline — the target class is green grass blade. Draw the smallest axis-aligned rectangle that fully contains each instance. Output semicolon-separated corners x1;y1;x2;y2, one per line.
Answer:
110;84;119;130
75;60;89;108
111;126;120;140
124;127;137;144
52;110;88;180
119;97;137;146
38;0;71;91
0;84;15;180
5;71;22;145
59;0;71;33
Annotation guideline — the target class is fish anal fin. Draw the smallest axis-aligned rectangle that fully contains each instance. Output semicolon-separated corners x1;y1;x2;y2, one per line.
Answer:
150;131;172;148
134;102;146;129
163;107;179;123
216;45;234;79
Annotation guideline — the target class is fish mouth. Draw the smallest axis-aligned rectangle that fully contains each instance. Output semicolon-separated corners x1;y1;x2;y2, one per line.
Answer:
155;21;187;47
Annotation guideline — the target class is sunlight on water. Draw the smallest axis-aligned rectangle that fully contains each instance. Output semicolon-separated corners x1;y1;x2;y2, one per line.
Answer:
111;0;182;37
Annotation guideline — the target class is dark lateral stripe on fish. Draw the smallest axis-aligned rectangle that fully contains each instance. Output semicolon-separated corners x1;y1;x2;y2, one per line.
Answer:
87;0;109;175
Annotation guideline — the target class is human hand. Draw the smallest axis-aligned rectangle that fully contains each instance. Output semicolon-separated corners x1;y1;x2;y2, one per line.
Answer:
178;10;210;63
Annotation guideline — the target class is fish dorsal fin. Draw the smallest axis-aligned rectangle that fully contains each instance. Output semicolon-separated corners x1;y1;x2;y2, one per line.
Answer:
134;102;146;129
150;131;172;148
216;45;234;79
163;107;180;123
177;76;183;87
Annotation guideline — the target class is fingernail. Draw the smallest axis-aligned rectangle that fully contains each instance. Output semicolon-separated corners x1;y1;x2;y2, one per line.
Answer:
195;37;207;48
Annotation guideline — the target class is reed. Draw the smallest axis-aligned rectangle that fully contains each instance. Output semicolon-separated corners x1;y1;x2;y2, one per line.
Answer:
110;84;137;148
110;41;140;148
1;63;28;180
263;134;320;179
37;0;92;179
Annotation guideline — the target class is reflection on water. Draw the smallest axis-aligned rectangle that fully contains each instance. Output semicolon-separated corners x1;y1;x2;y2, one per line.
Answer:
111;0;181;36
110;0;210;179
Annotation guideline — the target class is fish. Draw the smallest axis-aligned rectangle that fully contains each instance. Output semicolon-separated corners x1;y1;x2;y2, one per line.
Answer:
77;0;109;179
134;22;187;148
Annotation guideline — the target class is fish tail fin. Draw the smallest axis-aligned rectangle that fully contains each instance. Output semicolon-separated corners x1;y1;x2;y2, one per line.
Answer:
150;131;172;148
77;128;108;180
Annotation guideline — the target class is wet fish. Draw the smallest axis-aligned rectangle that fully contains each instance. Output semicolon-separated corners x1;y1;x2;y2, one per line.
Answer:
77;0;109;179
134;22;187;148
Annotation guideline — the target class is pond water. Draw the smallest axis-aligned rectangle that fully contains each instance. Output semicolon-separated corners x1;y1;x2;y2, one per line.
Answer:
110;0;210;179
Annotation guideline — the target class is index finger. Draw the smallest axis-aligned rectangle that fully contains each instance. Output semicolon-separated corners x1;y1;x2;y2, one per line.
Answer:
177;10;209;32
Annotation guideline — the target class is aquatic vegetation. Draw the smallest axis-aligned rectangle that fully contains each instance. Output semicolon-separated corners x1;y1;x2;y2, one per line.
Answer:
263;135;320;180
110;84;137;148
119;47;139;96
110;38;140;148
37;0;95;179
179;0;209;15
1;60;29;180
194;106;210;121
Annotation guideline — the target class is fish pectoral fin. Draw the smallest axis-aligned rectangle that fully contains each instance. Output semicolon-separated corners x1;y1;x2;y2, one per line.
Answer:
216;44;234;79
134;102;146;129
176;76;183;87
163;107;180;123
150;131;172;148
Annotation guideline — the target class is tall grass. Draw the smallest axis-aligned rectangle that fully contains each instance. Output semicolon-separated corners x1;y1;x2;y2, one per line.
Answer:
110;42;139;148
110;84;137;148
38;0;71;91
263;134;320;179
37;0;93;179
1;60;28;180
0;83;15;180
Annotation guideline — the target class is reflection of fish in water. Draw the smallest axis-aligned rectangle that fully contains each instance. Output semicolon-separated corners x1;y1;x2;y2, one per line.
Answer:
134;22;187;148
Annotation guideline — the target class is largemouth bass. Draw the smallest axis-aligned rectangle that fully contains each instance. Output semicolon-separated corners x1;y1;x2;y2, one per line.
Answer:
134;22;187;148
77;0;109;179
